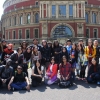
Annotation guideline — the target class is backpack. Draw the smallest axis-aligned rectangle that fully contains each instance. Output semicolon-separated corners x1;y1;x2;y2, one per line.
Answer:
15;71;24;77
58;81;71;88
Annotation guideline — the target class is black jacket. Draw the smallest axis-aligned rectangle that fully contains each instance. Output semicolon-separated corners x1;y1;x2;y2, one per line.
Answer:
41;46;51;64
96;46;100;63
88;64;98;77
10;53;23;67
52;46;62;63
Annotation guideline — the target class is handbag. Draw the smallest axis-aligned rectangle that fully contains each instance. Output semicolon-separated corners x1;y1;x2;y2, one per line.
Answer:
58;80;71;88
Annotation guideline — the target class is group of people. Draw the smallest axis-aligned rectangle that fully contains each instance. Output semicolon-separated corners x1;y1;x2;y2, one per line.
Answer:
0;38;100;91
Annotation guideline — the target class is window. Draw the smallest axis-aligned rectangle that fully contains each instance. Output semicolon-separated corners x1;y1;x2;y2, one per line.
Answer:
34;29;39;38
94;29;98;38
35;1;38;5
52;5;56;17
13;31;16;39
69;5;73;17
18;30;22;39
26;30;30;39
14;16;16;25
59;5;66;17
20;15;23;25
92;13;96;23
85;13;89;23
52;25;73;38
35;13;39;23
86;29;90;38
27;14;30;24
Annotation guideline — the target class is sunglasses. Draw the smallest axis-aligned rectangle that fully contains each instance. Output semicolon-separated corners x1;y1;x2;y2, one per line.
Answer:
17;68;22;70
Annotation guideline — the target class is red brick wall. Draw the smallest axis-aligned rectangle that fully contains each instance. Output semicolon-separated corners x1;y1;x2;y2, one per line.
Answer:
5;26;40;39
86;25;100;38
4;0;38;12
88;0;100;5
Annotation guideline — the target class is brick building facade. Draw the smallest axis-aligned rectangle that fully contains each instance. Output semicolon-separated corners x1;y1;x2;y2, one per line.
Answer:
1;0;100;44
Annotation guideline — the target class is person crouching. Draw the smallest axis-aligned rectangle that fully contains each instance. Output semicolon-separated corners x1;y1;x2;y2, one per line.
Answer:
8;65;30;91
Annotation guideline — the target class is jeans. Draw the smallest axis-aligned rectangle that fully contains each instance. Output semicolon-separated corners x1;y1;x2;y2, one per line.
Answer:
10;82;27;90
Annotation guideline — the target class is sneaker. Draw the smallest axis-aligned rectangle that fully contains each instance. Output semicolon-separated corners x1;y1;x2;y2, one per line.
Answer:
97;82;100;85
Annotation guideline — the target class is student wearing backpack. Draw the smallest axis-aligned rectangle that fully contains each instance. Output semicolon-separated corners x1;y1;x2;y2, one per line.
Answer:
0;59;13;88
8;65;30;91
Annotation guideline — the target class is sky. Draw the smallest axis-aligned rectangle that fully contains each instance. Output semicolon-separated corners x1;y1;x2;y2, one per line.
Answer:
0;0;4;19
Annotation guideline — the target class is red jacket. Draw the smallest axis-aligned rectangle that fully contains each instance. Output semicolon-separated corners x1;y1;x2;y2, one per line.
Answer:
47;64;58;78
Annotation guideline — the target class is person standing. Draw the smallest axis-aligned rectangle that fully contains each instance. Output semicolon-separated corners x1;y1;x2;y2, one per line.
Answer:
41;40;51;69
66;39;72;61
52;40;62;64
84;39;96;67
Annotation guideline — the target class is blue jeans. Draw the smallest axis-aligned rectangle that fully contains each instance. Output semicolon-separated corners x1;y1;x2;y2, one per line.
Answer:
10;82;27;90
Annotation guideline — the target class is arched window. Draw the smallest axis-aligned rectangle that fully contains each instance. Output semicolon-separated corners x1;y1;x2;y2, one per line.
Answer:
92;13;96;23
85;12;88;23
27;14;30;24
52;25;73;38
35;13;39;23
20;15;23;25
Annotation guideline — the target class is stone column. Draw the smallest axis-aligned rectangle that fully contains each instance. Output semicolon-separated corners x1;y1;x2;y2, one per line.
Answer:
97;12;100;24
40;4;41;18
56;4;58;18
31;11;33;23
42;3;44;18
90;11;92;23
66;3;69;18
46;4;48;17
77;4;79;18
99;12;100;24
23;13;26;24
16;14;19;25
83;3;85;18
81;3;83;18
73;3;76;18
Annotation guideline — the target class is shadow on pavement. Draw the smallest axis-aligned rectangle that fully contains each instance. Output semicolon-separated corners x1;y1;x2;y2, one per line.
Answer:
0;79;100;94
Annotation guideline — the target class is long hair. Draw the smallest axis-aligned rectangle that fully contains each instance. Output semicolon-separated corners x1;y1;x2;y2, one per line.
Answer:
20;41;28;49
0;42;3;52
79;44;84;55
34;60;41;68
53;40;59;48
61;56;67;67
50;57;56;64
71;42;77;53
33;46;38;56
88;39;94;51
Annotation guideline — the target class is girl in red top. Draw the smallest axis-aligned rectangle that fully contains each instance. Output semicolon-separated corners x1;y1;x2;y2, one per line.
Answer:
45;57;58;85
1;43;14;64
